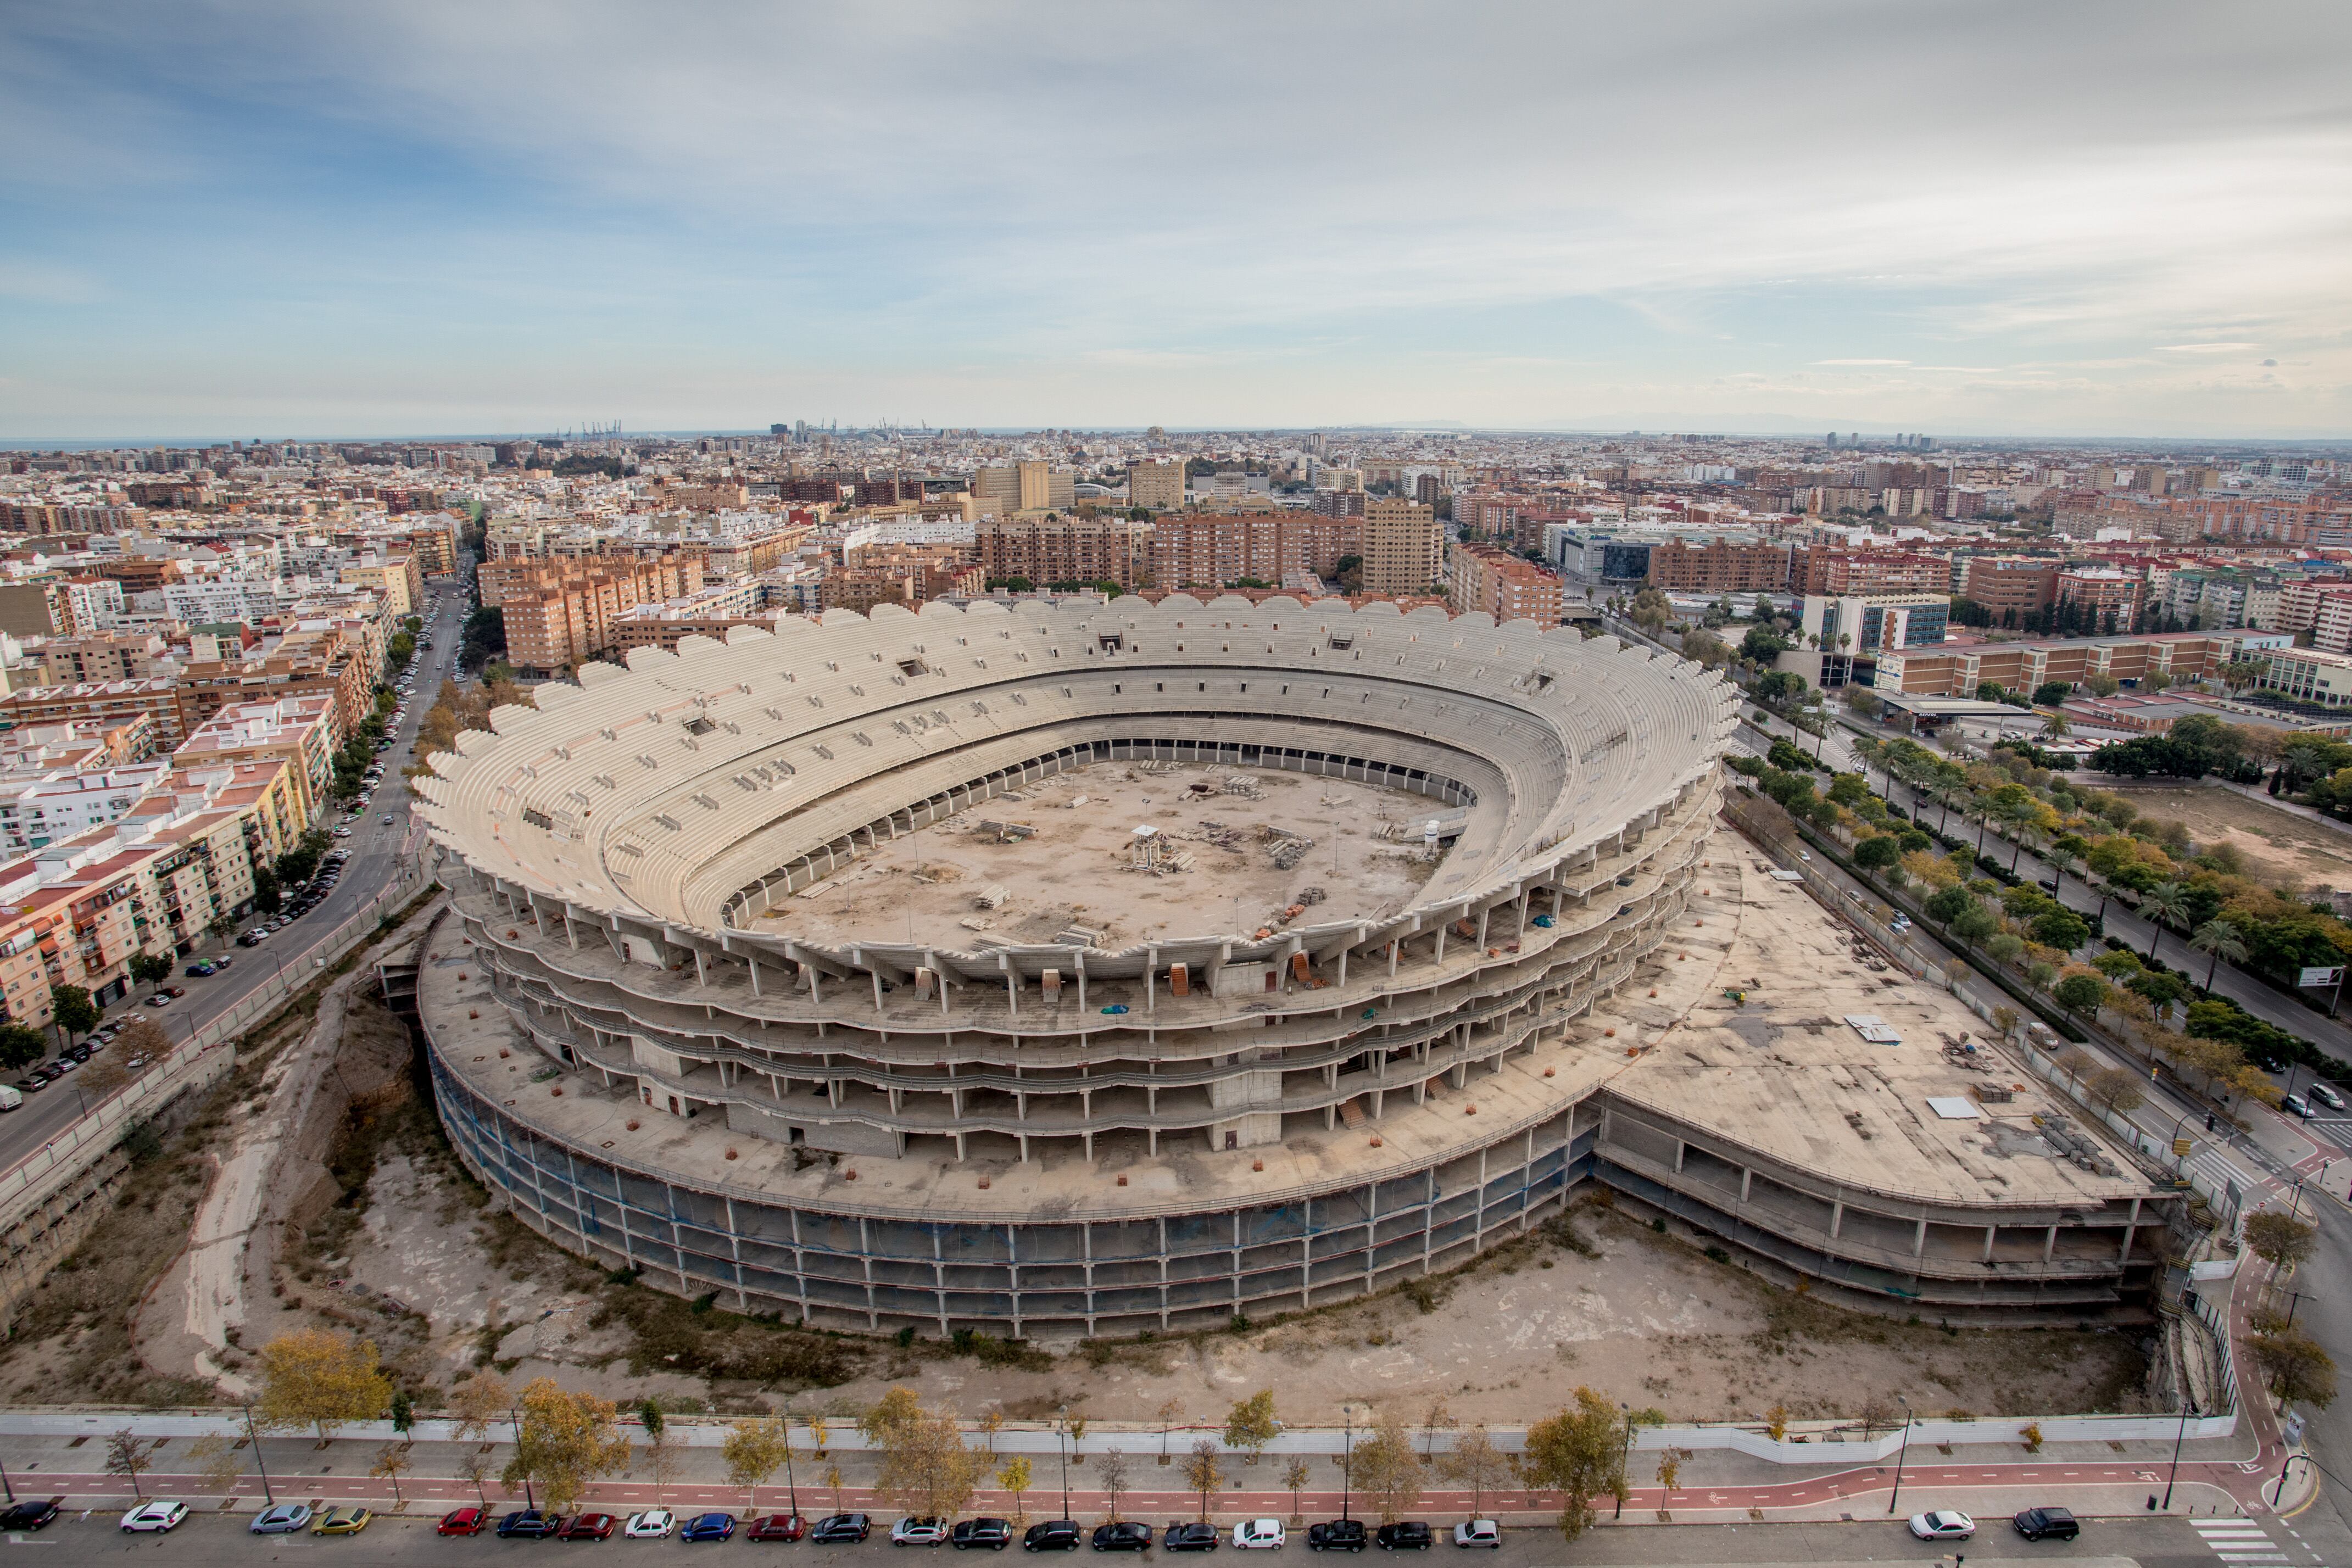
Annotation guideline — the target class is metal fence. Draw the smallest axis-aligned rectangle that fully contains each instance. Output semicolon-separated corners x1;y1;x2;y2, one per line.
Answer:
0;840;432;1217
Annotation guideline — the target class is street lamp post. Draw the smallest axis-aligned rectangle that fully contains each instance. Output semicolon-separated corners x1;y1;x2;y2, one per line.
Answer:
510;1404;534;1510
1614;1403;1633;1520
1340;1404;1356;1523
244;1402;275;1506
1886;1397;1913;1515
1057;1404;1071;1521
2161;1398;2197;1510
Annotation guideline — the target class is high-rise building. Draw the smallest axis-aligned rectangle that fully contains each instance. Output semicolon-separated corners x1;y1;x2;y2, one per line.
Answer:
1447;542;1569;623
977;516;1151;590
971;462;1074;516
1127;460;1187;512
1361;499;1440;596
1147;515;1358;591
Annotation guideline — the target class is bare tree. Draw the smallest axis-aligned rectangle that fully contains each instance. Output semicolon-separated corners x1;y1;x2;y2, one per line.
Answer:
1096;1448;1132;1523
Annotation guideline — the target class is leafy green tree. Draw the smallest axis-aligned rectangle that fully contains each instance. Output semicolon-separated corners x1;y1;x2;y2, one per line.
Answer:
0;1025;46;1070
2031;909;2092;952
129;952;175;992
1854;836;1902;872
1519;1388;1626;1542
51;983;97;1045
2052;971;2110;1017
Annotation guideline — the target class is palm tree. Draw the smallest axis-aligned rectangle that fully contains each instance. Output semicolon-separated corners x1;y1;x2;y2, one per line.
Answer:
2041;712;2070;739
2139;880;2191;959
1837;632;1853;685
1994;794;2041;874
2189;919;2246;991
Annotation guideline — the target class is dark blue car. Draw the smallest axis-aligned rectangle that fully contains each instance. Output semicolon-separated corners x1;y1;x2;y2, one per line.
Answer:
496;1510;556;1538
683;1513;739;1543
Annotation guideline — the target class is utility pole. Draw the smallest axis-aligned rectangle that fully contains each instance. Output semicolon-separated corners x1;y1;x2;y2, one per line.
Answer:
1339;1404;1356;1522
2162;1399;2197;1510
1886;1396;1913;1515
244;1403;275;1506
1057;1405;1071;1521
510;1404;534;1510
1614;1403;1633;1519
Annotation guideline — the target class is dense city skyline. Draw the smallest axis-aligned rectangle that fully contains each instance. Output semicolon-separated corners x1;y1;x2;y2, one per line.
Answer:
7;2;2351;440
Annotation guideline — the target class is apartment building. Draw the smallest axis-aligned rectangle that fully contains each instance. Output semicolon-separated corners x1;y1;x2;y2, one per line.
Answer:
1145;514;1358;592
970;461;1074;516
1796;546;1946;597
1446;541;1569;623
490;554;704;674
335;553;422;615
0;678;193;749
172;693;339;842
978;516;1152;590
1359;499;1440;596
1957;556;2059;622
2054;567;2144;632
41;634;169;685
1127;460;1186;512
1645;533;1792;594
1873;632;2228;697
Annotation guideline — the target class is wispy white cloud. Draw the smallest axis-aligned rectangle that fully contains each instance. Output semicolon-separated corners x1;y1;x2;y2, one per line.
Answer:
2;1;2351;436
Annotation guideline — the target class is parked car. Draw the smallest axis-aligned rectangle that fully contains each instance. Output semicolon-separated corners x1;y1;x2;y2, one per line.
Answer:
625;1509;677;1539
895;1517;952;1547
951;1518;1014;1550
814;1513;874;1543
311;1506;372;1535
2012;1507;2079;1542
1909;1510;1975;1541
1024;1520;1084;1552
1164;1523;1221;1552
437;1506;488;1536
1092;1522;1153;1553
250;1503;312;1534
2310;1082;2347;1112
186;961;216;977
0;1498;61;1531
562;1513;618;1539
1234;1520;1287;1550
750;1514;811;1542
1450;1522;1500;1550
1308;1521;1368;1553
1375;1523;1433;1551
682;1514;739;1543
497;1510;558;1538
120;1500;190;1533
2284;1094;2315;1118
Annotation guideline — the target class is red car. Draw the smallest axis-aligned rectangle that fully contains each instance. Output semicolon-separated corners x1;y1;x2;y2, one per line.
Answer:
438;1506;488;1536
749;1514;809;1542
562;1513;618;1540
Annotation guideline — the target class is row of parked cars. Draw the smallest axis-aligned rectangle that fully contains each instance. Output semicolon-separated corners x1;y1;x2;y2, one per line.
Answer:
425;1511;1495;1552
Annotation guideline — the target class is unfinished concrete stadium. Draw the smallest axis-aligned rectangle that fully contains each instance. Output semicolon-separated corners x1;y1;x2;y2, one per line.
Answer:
414;595;2176;1334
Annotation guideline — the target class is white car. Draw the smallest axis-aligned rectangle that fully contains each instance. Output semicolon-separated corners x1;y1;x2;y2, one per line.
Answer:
1908;1510;1975;1541
625;1509;676;1539
121;1500;190;1533
1234;1519;1287;1550
892;1516;949;1547
1452;1521;1500;1549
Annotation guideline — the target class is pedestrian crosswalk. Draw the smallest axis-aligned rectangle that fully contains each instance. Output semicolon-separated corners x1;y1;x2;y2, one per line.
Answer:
2192;1517;2288;1562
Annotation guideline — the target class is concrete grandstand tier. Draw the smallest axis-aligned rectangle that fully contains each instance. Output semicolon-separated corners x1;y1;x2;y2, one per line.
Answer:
414;595;1742;1332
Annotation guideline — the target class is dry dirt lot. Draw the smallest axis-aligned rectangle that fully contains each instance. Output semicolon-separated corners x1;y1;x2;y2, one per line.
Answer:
300;1009;2148;1428
2112;783;2352;890
761;763;1436;950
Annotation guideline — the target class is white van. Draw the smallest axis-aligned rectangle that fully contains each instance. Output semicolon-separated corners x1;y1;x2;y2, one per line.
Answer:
0;1085;23;1111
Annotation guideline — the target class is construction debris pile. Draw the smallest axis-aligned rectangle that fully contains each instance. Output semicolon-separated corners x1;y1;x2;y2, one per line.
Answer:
1262;823;1314;869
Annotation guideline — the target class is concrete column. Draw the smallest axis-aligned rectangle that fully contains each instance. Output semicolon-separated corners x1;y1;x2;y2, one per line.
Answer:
1674;1141;1686;1174
2118;1196;2141;1264
1829;1201;1844;1238
1913;1217;1927;1257
1982;1225;1997;1263
2044;1224;2058;1262
1740;1167;1752;1203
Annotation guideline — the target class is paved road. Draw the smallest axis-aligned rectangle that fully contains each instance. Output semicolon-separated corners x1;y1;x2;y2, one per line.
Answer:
0;1503;2289;1567
0;578;467;1174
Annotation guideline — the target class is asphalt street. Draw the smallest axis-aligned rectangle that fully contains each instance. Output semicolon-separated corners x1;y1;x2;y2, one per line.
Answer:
0;1507;2282;1568
0;574;467;1175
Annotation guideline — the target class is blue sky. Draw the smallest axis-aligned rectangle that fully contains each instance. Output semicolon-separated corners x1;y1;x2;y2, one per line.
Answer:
5;1;2351;440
